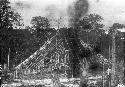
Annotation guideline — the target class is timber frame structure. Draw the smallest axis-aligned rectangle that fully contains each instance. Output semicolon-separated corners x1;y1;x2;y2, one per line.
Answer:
14;28;111;82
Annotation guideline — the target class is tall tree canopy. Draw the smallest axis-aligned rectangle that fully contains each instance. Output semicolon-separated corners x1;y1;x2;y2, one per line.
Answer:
31;16;50;30
109;23;125;35
109;23;125;61
78;14;104;31
77;14;113;57
78;14;105;54
30;16;53;45
31;16;50;37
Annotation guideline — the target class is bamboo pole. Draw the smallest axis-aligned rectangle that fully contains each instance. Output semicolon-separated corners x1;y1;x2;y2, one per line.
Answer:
8;48;10;70
111;29;116;86
109;45;111;87
103;61;104;87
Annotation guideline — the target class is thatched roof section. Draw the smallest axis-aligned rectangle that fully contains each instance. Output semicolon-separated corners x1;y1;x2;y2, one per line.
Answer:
15;33;94;71
15;35;56;70
15;28;111;77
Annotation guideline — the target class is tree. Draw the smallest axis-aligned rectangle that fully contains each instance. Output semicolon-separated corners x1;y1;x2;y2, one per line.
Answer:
109;23;125;60
109;23;125;35
0;0;23;30
109;23;125;86
78;14;105;52
0;0;13;30
31;16;50;38
0;0;23;67
31;16;50;29
78;14;104;31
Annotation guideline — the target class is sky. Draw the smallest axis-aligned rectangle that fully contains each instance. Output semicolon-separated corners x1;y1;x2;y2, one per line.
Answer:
10;0;125;30
10;0;75;28
89;0;125;30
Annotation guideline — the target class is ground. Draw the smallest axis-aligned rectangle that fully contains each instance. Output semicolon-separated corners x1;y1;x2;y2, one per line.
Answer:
1;77;125;87
1;78;80;87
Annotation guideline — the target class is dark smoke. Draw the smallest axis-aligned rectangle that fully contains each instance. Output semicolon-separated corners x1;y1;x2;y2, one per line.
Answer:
68;0;89;27
66;0;89;78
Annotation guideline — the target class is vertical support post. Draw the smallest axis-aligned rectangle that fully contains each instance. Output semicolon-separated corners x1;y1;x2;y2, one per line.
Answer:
109;45;111;87
111;29;116;86
15;70;18;79
102;61;105;87
123;32;125;79
8;48;10;70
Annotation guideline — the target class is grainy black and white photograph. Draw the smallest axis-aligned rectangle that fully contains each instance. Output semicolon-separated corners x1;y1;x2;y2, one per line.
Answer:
0;0;125;87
